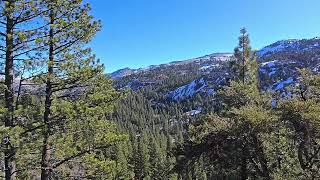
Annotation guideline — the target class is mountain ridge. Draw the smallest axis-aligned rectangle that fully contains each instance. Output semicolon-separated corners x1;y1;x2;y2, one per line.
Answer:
111;37;320;79
110;53;233;79
111;37;320;102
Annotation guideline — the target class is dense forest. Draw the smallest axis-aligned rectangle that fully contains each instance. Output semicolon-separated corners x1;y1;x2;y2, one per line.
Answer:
0;0;320;179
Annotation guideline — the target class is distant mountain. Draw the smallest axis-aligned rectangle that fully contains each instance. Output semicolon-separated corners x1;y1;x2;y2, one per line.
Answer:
110;68;137;79
257;37;320;93
110;53;232;79
257;37;320;58
111;37;320;104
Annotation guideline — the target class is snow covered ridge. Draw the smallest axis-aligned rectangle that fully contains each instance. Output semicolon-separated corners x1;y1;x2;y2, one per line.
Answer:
110;53;233;79
257;37;320;57
110;68;137;79
168;58;320;102
112;37;320;103
111;37;320;79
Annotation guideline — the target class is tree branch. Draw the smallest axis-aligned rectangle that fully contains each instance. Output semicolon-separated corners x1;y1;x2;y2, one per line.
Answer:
52;145;112;169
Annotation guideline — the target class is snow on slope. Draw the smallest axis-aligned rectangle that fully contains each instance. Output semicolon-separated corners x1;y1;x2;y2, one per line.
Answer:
168;78;207;101
185;109;202;116
113;37;320;102
110;53;233;79
272;77;294;91
261;60;278;67
257;37;320;57
258;40;299;57
111;68;137;79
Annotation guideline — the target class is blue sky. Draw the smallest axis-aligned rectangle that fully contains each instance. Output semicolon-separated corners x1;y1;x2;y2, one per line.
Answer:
88;0;320;73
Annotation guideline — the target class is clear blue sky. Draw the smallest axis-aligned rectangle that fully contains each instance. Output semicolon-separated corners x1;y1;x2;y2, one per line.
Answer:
87;0;320;73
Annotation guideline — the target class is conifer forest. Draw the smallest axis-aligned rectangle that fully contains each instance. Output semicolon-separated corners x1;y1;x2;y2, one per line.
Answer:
0;0;320;179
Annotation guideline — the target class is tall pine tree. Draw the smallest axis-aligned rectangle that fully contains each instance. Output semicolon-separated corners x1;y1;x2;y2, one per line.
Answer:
0;0;47;179
232;28;251;83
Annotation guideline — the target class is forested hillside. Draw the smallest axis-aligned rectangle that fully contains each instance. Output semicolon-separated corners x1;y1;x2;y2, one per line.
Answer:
0;0;320;180
111;29;320;179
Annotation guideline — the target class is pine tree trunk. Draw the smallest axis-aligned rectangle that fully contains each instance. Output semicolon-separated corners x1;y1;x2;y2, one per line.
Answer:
40;141;51;180
252;134;271;180
4;0;16;179
242;33;245;84
4;1;14;128
240;146;248;180
40;9;54;180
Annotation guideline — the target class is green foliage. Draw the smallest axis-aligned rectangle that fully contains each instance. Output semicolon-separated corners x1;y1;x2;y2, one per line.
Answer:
0;1;319;179
110;91;182;179
0;0;127;179
175;29;320;179
231;27;253;82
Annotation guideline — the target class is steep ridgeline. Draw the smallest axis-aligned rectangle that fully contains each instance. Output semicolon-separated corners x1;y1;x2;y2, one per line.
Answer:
111;53;233;98
111;37;320;109
258;38;320;92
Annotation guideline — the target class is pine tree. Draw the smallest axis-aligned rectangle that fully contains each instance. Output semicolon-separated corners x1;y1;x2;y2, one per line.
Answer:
148;136;164;179
16;0;127;178
115;143;133;179
278;69;320;178
0;0;47;179
175;29;278;179
133;134;150;179
232;27;251;83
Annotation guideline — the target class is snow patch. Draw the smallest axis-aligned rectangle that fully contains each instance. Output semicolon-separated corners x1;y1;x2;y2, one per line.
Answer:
168;78;207;101
200;65;213;70
272;77;294;91
261;60;278;67
207;88;215;95
186;109;202;116
268;68;278;77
